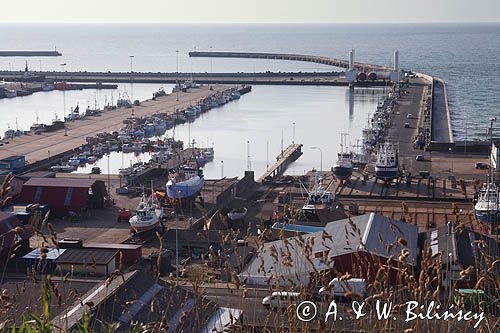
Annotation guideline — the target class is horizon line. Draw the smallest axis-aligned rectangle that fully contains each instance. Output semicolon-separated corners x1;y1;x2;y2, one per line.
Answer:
0;20;499;25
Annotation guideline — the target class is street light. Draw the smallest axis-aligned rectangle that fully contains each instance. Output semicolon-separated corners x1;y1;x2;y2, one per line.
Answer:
175;50;179;101
448;147;454;174
60;63;67;135
310;146;323;173
129;55;135;101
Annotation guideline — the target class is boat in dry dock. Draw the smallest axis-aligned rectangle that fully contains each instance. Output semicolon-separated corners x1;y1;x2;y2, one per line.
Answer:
166;164;204;201
333;134;353;181
129;190;164;233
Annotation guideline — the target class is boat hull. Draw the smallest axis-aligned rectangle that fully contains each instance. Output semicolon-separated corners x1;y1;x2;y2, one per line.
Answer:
474;208;500;224
333;165;353;180
166;175;204;200
375;166;399;182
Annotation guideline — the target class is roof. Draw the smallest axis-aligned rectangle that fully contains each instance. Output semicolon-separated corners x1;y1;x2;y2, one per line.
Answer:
23;248;66;260
240;213;418;284
421;225;499;274
57;248;117;265
0;212;31;258
83;243;143;250
67;271;218;332
22;177;96;188
272;222;324;234
0;278;98;325
0;156;24;161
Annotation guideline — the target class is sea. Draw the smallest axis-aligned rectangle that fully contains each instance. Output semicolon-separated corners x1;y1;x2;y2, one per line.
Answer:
0;23;499;178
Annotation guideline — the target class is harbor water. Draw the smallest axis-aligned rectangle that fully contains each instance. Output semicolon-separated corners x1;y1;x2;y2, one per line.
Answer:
1;23;499;178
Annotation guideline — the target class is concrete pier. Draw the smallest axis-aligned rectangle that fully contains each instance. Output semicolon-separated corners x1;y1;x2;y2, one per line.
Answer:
0;50;62;57
0;70;391;87
0;85;234;166
189;51;390;72
258;143;303;182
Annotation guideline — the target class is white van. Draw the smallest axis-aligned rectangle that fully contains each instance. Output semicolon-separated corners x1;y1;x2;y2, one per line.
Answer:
318;278;366;298
262;291;301;309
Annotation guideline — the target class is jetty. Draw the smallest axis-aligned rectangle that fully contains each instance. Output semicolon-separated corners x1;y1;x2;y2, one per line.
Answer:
258;143;303;182
0;85;238;167
0;50;62;57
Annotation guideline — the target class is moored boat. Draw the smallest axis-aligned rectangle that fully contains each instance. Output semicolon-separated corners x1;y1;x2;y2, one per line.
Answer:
374;142;399;183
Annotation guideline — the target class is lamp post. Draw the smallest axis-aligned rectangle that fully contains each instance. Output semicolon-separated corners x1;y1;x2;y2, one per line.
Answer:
129;55;134;101
448;147;453;174
60;63;67;135
175;50;179;101
292;122;296;144
310;146;323;173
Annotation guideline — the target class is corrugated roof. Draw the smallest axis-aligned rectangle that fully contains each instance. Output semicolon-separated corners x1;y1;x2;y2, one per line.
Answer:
240;213;418;284
57;249;117;265
22;177;96;188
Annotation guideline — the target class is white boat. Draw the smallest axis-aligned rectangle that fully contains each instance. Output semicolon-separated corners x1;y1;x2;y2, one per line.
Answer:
119;167;134;176
60;165;75;172
122;142;143;153
87;156;98;163
374;142;399;183
475;181;500;224
50;165;62;172
301;173;336;222
68;158;80;166
227;207;247;221
4;89;17;98
129;191;163;233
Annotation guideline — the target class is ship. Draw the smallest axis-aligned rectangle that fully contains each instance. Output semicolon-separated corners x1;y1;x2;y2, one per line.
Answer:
301;173;340;223
166;164;205;201
474;181;500;225
129;190;163;233
374;142;399;183
333;133;353;181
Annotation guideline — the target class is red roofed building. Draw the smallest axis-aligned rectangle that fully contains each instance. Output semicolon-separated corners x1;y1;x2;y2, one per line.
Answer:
18;178;107;216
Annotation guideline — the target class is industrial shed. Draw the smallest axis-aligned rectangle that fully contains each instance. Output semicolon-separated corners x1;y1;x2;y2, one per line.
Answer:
56;248;117;276
17;177;107;216
239;213;418;287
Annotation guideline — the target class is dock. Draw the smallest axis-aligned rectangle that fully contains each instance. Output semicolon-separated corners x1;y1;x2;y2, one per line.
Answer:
0;70;390;87
0;84;235;167
258;143;303;182
0;50;62;57
189;51;390;72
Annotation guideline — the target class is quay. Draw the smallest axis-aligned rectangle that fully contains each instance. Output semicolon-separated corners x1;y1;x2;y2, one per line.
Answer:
257;143;303;182
0;70;390;87
189;51;390;72
0;50;62;57
0;84;237;168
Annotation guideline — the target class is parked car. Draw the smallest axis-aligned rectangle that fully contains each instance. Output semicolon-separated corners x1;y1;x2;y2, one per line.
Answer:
404;122;410;128
407;113;413;119
416;155;425;161
475;162;489;169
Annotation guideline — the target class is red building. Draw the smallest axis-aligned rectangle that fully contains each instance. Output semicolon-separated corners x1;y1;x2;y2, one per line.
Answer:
239;213;418;287
18;178;107;216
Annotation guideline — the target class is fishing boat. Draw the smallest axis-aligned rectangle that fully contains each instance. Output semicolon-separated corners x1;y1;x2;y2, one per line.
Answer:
301;173;337;222
227;207;248;221
474;181;500;224
166;165;204;201
374;142;399;183
60;165;76;172
351;138;369;167
122;142;143;153
68;158;80;166
129;190;163;233
119;167;134;176
333;134;353;181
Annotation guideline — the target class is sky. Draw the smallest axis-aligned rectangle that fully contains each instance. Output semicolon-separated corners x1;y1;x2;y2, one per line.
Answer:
1;0;499;24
